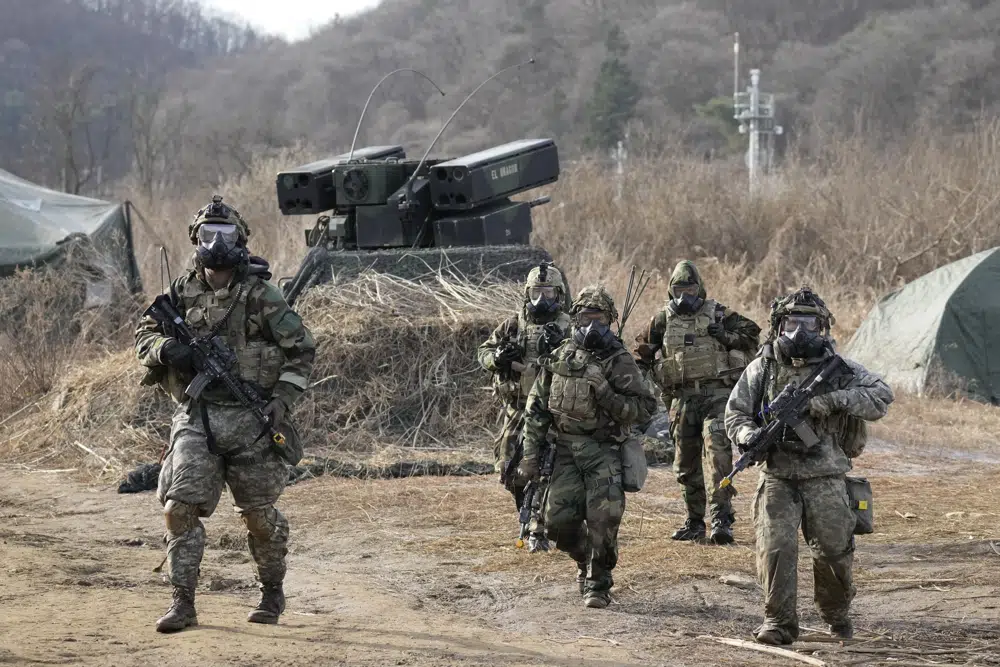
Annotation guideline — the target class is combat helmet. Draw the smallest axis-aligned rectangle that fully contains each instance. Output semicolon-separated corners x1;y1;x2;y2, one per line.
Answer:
188;195;251;245
768;285;834;336
524;262;567;315
571;284;619;322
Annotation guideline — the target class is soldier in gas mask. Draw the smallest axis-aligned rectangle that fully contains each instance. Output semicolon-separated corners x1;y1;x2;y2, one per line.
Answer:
725;287;892;645
517;285;655;608
135;196;315;633
477;263;572;551
634;260;761;544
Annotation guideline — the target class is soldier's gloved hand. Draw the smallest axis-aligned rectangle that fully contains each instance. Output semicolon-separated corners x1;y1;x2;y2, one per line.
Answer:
517;454;540;482
736;430;757;454
633;342;658;366
808;391;848;418
706;322;727;342
583;365;613;399
159;339;194;374
262;396;288;427
494;345;520;370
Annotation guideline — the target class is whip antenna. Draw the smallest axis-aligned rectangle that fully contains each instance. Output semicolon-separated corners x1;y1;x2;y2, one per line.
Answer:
158;246;172;294
348;69;445;162
404;58;536;196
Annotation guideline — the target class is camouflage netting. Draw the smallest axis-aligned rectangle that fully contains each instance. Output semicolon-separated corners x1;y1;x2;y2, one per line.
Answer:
0;271;523;477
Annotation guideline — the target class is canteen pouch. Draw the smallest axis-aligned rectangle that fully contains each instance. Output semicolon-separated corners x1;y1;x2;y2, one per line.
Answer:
845;475;874;535
621;436;648;493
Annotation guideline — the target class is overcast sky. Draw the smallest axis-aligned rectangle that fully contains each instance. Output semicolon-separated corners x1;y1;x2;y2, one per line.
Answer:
203;0;382;41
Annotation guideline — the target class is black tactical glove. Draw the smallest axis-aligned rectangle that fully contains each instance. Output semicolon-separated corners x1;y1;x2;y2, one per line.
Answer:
494;343;522;371
262;396;288;427
160;339;194;374
537;323;566;356
707;322;726;341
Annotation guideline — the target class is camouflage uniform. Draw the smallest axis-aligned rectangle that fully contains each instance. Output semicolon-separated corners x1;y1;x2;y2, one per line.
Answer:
519;286;655;608
725;288;893;645
477;264;571;546
135;197;315;632
635;261;760;543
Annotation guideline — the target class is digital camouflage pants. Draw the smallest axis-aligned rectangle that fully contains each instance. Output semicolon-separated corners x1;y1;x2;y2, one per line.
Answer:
671;391;735;523
543;436;625;593
157;402;289;590
752;474;856;642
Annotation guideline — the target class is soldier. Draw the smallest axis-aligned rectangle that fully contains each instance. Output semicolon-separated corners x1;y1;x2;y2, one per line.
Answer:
517;285;656;608
476;262;572;551
725;287;893;645
634;260;760;544
135;196;316;633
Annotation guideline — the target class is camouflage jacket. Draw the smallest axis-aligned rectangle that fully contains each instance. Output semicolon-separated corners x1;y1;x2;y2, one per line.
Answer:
477;310;572;408
135;258;316;408
522;339;656;462
724;346;893;479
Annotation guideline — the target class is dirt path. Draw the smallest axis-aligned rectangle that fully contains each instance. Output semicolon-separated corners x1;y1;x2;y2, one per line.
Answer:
1;452;998;666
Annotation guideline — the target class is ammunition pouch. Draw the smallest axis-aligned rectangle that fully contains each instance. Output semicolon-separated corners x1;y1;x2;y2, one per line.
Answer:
621;436;648;493
845;475;874;535
839;415;868;458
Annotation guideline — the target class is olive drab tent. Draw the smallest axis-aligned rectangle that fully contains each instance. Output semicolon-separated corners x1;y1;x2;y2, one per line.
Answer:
0;168;141;292
845;247;1000;404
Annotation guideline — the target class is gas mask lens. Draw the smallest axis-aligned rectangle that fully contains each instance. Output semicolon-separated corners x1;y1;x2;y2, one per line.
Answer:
197;223;240;246
780;315;821;335
671;284;700;299
575;311;608;327
528;286;557;301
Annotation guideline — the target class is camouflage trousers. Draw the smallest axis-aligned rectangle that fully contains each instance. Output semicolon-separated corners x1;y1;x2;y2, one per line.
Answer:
543;435;625;593
157;402;290;590
752;474;856;642
494;403;528;512
671;390;735;524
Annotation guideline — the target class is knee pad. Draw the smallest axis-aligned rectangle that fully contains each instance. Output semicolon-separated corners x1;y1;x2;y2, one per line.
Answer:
241;505;289;542
163;499;200;537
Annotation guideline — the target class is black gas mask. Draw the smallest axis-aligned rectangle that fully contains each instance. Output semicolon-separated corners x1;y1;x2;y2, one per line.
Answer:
775;314;828;359
573;310;614;351
671;284;704;314
196;222;247;270
527;284;559;317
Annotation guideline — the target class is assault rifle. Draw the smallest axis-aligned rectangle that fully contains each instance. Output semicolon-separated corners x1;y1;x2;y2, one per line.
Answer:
516;439;556;548
143;294;287;450
494;336;523;383
500;429;524;491
719;354;854;489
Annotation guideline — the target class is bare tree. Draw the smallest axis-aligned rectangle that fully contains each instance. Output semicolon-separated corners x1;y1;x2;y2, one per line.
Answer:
127;84;193;200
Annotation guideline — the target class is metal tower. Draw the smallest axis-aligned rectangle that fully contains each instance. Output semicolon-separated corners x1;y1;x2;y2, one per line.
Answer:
732;33;782;193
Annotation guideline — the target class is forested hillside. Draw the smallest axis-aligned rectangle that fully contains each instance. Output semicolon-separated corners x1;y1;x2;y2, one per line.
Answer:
0;0;269;190
6;0;1000;195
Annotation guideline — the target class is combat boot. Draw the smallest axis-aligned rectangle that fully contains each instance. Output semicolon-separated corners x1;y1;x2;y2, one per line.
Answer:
830;619;853;639
709;513;735;545
155;586;197;633
528;533;550;553
755;628;792;645
583;590;611;609
671;518;706;541
247;582;285;624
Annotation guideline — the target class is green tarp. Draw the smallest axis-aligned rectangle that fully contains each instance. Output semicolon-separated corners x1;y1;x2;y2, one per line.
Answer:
845;247;1000;404
0;168;141;291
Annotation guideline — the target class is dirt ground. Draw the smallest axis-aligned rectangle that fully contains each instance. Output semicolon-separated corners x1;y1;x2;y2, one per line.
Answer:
1;439;998;667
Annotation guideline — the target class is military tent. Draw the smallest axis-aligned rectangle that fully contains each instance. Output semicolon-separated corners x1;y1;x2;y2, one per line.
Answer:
845;247;1000;404
0;168;141;291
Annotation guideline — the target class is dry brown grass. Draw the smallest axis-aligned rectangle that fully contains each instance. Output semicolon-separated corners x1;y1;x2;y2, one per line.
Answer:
8;121;1000;477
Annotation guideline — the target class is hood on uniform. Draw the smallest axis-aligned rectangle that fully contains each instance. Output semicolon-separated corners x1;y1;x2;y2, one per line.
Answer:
248;255;272;280
668;260;707;314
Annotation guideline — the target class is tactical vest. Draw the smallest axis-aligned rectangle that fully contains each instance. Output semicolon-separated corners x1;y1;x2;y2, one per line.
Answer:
494;311;571;404
655;299;746;389
546;343;626;433
761;352;868;457
179;274;284;397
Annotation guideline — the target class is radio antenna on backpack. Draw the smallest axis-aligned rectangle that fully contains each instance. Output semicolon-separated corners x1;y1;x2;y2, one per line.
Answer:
618;265;650;337
158;246;172;295
348;69;446;163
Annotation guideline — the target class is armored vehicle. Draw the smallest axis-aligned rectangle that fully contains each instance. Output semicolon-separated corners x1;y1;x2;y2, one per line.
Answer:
275;137;560;305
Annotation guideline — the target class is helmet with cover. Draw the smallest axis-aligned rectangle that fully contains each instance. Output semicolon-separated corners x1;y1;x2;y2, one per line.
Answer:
769;286;834;360
188;195;251;270
570;285;618;351
524;262;566;317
